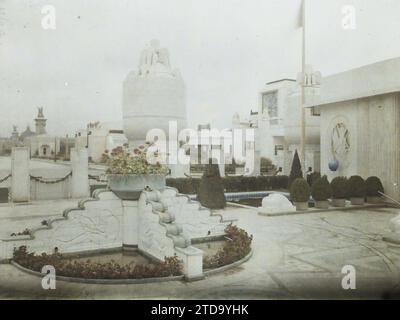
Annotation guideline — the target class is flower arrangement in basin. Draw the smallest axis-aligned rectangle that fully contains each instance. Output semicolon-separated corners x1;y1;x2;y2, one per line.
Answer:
106;142;169;200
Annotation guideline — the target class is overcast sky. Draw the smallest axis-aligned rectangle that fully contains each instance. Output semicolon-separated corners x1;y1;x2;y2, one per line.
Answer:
1;0;400;137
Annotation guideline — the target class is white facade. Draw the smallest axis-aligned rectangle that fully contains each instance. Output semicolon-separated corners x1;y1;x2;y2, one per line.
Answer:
27;134;60;158
231;113;260;176
75;122;128;163
23;108;61;158
311;57;400;200
258;79;321;174
122;40;187;147
233;79;321;175
122;40;189;177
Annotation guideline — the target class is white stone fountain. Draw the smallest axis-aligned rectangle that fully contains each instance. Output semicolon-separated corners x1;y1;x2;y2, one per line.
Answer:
0;183;233;280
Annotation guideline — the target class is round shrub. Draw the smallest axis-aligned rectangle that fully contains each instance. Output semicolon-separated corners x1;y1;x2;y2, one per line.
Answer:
311;176;332;201
348;176;367;198
366;176;384;196
331;177;349;199
290;178;310;203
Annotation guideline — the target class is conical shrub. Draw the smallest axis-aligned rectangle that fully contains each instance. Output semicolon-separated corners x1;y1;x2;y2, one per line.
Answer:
198;162;226;209
289;150;303;187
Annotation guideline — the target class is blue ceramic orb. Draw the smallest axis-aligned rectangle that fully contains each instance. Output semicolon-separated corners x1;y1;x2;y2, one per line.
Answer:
328;159;339;172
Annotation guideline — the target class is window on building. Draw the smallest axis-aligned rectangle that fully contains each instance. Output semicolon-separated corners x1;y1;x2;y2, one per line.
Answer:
274;145;284;156
262;91;278;118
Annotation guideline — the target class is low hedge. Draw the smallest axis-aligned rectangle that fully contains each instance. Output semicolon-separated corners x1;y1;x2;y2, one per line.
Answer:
307;172;321;187
166;175;289;194
166;178;201;194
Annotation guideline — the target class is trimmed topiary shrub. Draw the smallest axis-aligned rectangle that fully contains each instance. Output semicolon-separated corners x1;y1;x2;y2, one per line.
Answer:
197;163;226;209
307;171;321;187
331;177;349;199
366;176;384;197
311;176;332;201
348;176;367;198
289;150;303;187
290;178;310;203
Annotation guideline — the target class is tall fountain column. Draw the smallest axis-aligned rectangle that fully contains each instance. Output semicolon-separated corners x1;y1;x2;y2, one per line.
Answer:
71;148;90;198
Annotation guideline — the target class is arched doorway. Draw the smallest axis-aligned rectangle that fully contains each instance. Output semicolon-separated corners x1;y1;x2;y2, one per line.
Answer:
40;144;50;157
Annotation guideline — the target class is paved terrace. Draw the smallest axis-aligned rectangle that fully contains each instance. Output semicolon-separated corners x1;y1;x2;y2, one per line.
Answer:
0;202;399;299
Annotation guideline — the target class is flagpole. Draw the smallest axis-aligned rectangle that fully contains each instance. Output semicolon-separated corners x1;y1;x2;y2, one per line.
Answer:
300;0;307;176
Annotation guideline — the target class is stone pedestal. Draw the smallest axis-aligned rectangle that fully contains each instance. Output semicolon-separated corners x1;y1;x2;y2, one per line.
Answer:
71;148;90;198
122;201;139;247
11;147;30;203
175;246;204;281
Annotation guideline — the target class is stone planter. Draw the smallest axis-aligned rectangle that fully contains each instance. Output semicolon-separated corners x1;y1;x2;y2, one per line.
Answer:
294;202;308;211
350;197;365;205
108;174;166;200
315;200;329;209
366;196;382;204
332;198;346;208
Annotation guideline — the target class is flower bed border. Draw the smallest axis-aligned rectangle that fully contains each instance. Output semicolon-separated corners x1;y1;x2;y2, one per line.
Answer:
10;260;185;285
203;249;253;276
11;246;183;284
11;252;253;284
10;241;253;284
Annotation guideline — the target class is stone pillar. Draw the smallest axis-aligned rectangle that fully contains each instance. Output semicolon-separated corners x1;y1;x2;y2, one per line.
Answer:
122;201;139;247
71;148;90;198
218;163;225;177
11;147;30;203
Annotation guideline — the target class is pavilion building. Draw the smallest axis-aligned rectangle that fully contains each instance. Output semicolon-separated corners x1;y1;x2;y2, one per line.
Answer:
309;57;400;200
